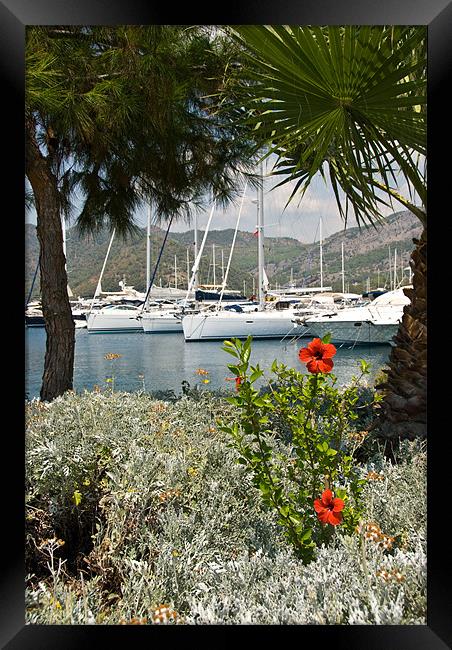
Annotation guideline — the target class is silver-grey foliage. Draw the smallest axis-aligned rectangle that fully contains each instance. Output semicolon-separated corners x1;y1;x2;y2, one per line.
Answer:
25;390;426;625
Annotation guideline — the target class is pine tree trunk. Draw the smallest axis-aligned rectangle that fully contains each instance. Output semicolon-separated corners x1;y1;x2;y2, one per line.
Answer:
26;124;75;401
372;226;427;442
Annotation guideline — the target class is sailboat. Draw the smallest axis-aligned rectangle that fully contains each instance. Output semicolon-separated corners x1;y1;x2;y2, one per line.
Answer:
26;217;88;328
86;230;144;332
139;207;206;334
139;194;253;334
182;163;314;342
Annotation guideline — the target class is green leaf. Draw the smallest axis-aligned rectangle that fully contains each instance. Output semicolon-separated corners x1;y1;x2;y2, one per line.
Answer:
359;359;371;374
72;490;82;506
223;347;239;358
259;481;271;494
250;369;264;383
222;339;236;348
280;505;290;518
289;514;302;525
301;528;312;541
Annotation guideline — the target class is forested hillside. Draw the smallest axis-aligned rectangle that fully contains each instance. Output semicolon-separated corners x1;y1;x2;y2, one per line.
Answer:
25;210;422;300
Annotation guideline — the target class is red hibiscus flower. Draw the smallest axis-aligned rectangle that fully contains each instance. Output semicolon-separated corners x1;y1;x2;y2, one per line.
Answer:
298;338;336;374
235;376;243;391
314;489;344;526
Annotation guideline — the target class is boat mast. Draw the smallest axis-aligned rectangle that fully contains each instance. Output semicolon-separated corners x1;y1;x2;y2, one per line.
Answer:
183;202;216;308
174;255;178;289
388;246;392;290
212;244;216;287
319;216;323;291
216;179;248;309
193;212;199;292
341;241;345;294
146;204;152;291
257;159;266;310
393;248;397;289
186;249;190;289
62;216;73;297
89;228;116;313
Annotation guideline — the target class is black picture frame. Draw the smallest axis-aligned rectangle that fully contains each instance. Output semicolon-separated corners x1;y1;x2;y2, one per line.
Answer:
4;0;450;647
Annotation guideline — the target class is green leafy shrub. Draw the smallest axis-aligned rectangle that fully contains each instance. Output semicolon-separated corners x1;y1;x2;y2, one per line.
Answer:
219;336;378;563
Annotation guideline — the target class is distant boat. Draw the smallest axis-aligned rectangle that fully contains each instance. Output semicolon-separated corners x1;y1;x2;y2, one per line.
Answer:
294;287;410;345
85;228;147;333
86;303;143;333
140;287;252;334
25;299;88;329
25;301;45;328
139;300;189;333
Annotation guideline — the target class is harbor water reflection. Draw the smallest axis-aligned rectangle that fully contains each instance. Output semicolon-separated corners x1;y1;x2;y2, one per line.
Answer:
25;328;392;400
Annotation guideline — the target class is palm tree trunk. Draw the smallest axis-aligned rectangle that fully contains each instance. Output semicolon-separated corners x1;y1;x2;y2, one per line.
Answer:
26;125;75;401
372;226;427;442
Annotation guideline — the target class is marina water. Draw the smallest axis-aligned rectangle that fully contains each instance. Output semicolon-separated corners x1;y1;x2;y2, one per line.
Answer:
25;328;393;401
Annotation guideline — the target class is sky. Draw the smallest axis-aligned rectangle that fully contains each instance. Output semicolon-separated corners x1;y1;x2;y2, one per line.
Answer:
139;156;420;242
136;168;356;244
26;158;412;245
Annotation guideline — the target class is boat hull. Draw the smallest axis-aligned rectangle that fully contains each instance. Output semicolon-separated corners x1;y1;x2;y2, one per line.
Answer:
304;319;399;345
26;314;87;328
25;315;45;327
182;310;310;341
141;312;183;333
86;312;143;333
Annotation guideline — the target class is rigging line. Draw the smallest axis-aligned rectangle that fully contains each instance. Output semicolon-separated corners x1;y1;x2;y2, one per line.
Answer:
182;201;217;309
89;228;116;315
348;325;363;350
217;180;248;310
140;216;175;312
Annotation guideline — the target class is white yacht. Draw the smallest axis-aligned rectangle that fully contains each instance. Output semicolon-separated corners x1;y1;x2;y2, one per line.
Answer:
182;299;309;341
139;301;189;333
26;300;88;328
25;302;45;327
181;293;348;341
86;303;143;333
294;288;411;345
140;289;253;334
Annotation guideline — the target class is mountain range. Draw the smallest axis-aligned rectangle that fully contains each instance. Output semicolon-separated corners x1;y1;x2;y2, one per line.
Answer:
25;209;422;300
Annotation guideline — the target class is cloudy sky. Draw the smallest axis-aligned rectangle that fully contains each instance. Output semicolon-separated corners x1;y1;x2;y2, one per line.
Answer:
122;157;413;243
26;157;417;244
137;168;351;244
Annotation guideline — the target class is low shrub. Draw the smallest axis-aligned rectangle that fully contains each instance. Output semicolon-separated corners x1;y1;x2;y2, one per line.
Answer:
25;388;426;625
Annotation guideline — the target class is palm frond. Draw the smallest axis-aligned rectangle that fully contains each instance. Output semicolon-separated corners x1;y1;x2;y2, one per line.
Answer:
227;25;426;227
